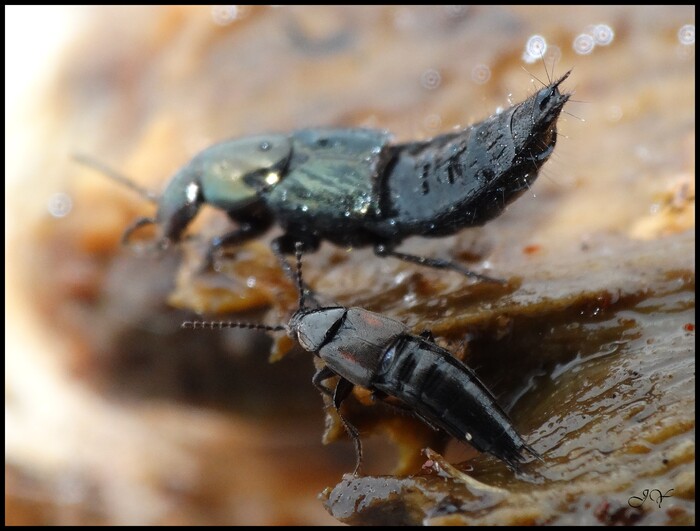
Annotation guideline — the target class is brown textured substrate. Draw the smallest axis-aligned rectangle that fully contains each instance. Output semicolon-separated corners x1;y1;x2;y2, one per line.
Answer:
321;232;695;525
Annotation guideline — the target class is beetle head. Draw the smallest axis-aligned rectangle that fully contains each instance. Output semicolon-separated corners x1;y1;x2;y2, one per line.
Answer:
148;134;293;248
288;307;345;353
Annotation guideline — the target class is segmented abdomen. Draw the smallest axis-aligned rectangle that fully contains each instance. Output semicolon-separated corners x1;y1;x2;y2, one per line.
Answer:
371;334;536;469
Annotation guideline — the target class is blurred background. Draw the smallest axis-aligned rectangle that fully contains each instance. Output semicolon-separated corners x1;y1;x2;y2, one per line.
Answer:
5;6;694;525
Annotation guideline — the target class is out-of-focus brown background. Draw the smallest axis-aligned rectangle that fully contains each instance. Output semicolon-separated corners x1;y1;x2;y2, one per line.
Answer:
6;6;694;526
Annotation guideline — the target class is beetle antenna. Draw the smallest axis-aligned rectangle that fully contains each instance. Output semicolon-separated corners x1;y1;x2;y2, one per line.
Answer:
294;241;306;309
521;65;546;88
182;321;287;332
72;153;160;204
540;49;551;84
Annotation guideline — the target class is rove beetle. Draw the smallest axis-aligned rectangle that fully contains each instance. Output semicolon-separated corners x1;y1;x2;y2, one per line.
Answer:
183;243;540;474
80;71;570;282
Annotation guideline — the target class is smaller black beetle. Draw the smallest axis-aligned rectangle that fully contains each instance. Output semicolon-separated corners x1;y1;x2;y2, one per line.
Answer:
184;243;540;474
81;71;571;282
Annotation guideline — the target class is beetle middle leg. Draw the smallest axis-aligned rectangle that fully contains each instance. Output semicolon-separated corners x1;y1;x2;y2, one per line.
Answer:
374;243;506;284
313;366;363;475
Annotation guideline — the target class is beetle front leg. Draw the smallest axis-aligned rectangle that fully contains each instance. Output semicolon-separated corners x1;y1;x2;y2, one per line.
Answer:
374;244;506;284
312;365;337;397
122;216;157;246
333;377;363;476
202;219;272;271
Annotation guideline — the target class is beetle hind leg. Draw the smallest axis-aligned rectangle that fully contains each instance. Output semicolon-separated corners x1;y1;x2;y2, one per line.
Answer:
374;244;506;284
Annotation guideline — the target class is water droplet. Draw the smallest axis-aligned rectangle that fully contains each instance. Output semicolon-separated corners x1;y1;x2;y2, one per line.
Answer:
545;44;562;64
444;5;469;18
420;68;442;90
606;105;623;122
211;5;246;26
301;205;309;212
678;24;695;45
47;192;72;218
246;276;257;288
634;145;652;162
523;34;547;63
471;64;491;84
393;7;415;31
265;172;280;186
186;182;199;203
592;24;614;45
259;141;271;151
423;113;442;131
573;33;595;55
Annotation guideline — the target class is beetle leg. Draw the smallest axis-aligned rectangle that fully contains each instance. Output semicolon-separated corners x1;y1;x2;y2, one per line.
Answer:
201;221;271;271
333;377;363;476
374;244;506;284
419;330;435;342
370;389;388;402
311;365;337;397
122;217;157;246
311;367;363;474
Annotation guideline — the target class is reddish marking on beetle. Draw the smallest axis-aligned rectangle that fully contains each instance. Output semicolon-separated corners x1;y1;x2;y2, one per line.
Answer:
683;323;695;332
360;312;386;329
523;244;542;255
339;348;358;362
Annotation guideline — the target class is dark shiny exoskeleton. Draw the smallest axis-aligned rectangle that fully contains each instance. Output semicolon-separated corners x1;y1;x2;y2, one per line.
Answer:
183;245;539;474
291;305;538;473
121;72;571;280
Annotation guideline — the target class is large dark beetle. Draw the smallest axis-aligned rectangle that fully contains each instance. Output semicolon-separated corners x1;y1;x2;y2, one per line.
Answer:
95;72;570;281
183;244;540;474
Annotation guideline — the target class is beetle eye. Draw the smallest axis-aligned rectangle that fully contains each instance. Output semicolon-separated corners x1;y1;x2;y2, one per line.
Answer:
296;331;313;351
